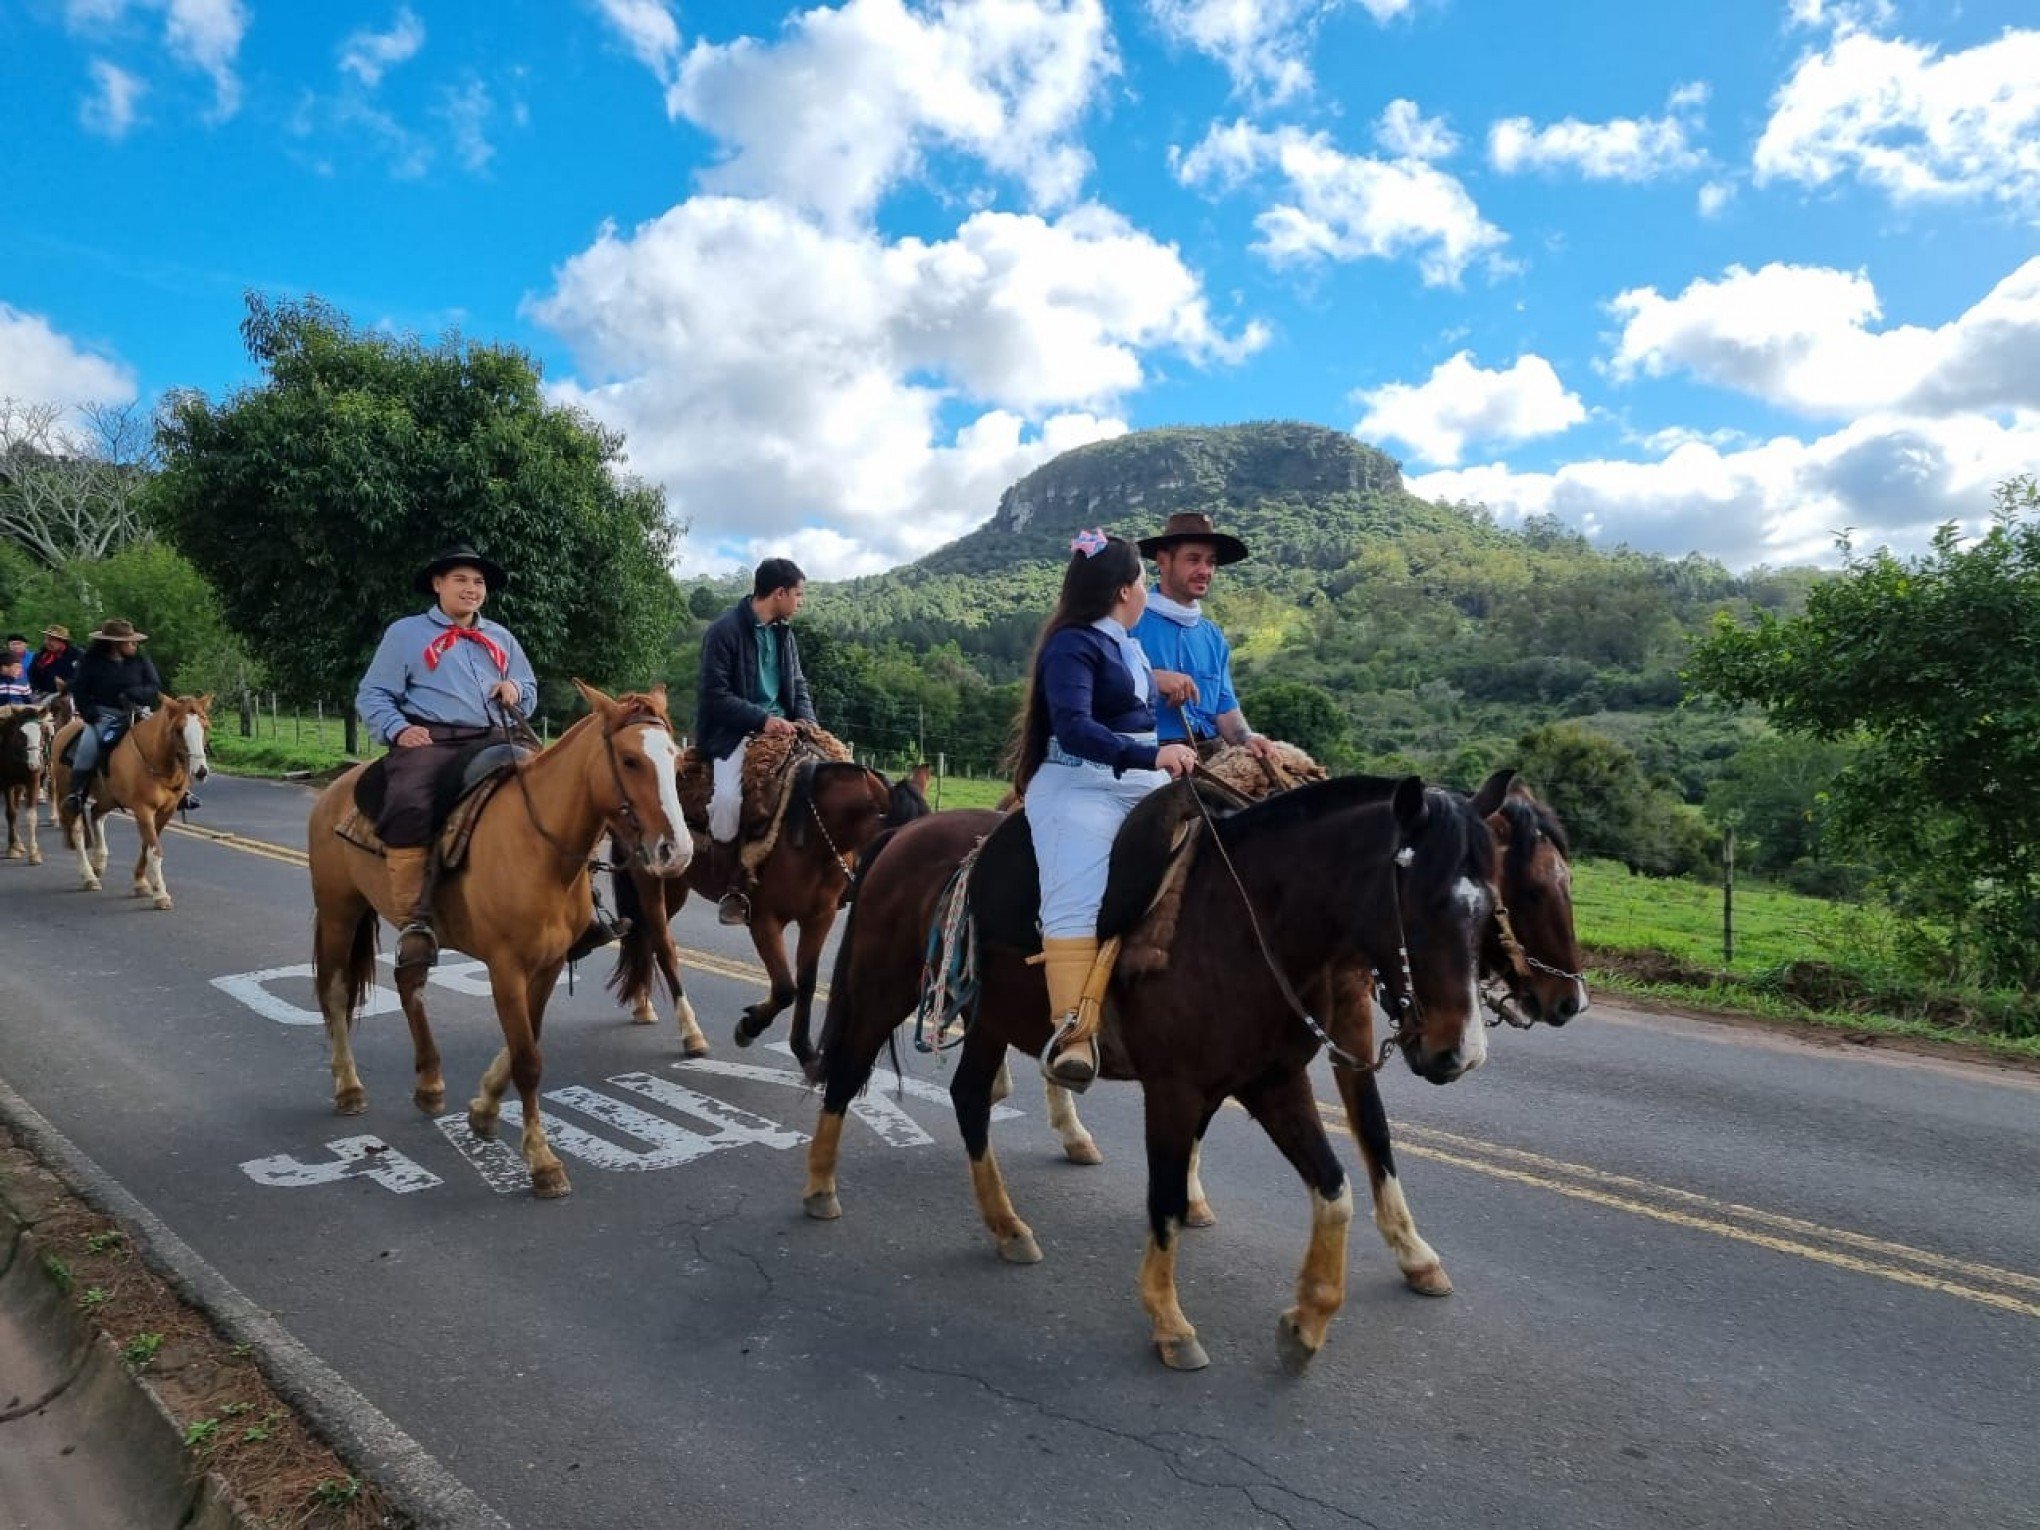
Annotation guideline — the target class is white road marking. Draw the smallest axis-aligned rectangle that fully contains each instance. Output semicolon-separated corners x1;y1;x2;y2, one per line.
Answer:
212;964;404;1027
239;1137;442;1194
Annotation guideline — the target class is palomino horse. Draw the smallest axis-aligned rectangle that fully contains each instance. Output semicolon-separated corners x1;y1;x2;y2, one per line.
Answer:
806;777;1495;1373
52;696;213;909
1031;770;1588;1254
307;683;689;1199
0;704;53;864
607;759;893;1059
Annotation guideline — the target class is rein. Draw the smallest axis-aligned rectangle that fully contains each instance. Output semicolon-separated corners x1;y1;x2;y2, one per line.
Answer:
505;702;670;877
1181;763;1417;1075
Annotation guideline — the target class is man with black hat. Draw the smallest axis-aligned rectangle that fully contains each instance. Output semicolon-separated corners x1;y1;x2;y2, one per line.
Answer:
356;545;537;971
63;618;163;811
1133;512;1280;762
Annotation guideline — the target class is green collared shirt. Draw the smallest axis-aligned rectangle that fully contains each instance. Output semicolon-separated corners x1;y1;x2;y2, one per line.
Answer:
754;612;786;719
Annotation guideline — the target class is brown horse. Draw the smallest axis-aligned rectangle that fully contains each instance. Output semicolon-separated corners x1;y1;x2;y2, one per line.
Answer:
307;683;689;1199
805;777;1495;1372
52;696;213;909
606;758;893;1059
0;704;53;865
38;694;75;826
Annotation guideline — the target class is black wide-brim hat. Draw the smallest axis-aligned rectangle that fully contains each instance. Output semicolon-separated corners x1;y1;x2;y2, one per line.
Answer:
1136;512;1249;565
414;544;507;595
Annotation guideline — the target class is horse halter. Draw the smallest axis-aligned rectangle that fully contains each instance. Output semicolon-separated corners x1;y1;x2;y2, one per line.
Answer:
1479;896;1587;1030
509;702;674;872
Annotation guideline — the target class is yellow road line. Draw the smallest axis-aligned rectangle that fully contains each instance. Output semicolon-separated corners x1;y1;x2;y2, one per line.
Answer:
183;816;2040;1319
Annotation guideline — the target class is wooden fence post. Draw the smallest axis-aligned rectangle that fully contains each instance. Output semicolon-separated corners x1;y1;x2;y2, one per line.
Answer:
1722;825;1736;967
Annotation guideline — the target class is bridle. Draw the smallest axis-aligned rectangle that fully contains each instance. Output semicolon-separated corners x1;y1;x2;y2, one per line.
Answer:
508;702;675;875
1479;885;1587;1030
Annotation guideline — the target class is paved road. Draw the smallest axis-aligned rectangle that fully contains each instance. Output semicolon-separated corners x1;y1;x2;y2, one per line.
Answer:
2;776;2036;1529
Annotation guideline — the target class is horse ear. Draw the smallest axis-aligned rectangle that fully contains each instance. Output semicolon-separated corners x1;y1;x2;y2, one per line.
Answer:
572;678;618;720
196;693;215;713
645;683;669;718
1391;775;1428;836
1469;767;1516;819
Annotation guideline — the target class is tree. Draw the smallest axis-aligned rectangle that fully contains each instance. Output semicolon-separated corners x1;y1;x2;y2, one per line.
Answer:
1515;722;1713;877
151;295;682;753
1687;477;2040;986
1242;680;1349;761
1703;734;1853;875
0;398;157;567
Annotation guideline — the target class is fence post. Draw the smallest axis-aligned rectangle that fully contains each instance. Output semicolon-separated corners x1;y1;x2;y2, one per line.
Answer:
1722;825;1736;967
316;700;324;748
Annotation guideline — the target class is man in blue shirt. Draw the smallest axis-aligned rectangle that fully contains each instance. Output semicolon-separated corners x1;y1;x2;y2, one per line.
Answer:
1133;513;1280;764
356;544;538;970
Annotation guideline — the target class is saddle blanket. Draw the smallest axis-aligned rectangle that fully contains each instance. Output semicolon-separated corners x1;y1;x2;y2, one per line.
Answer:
333;770;512;870
675;722;853;871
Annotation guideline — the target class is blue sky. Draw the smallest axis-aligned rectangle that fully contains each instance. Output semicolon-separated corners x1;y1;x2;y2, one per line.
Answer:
4;0;2036;574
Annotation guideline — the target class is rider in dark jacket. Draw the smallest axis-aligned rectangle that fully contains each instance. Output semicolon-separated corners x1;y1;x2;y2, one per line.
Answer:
64;618;166;812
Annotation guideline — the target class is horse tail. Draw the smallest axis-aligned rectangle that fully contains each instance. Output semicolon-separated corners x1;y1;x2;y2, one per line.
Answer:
340;907;379;1031
606;856;659;1007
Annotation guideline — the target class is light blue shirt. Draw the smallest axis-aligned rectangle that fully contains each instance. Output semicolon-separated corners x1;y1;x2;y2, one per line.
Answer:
1133;596;1239;742
1089;616;1153;704
356;607;538;745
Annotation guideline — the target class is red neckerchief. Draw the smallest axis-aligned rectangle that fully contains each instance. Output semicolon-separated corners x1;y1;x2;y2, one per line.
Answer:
422;622;508;675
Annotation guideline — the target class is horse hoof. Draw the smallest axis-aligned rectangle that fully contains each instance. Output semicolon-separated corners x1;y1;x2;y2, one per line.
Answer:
531;1167;572;1200
1403;1263;1454;1298
133;885;149;898
335;1089;368;1116
630;1006;658;1026
683;1039;711;1060
1275;1312;1318;1377
997;1231;1043;1265
82;879;100;892
1185;1201;1217;1229
1063;1140;1104;1167
412;1088;446;1115
732;1021;757;1049
1155;1334;1210;1372
467;1109;500;1140
27;852;40;866
5;847;20;860
153;897;173;911
803;1191;842;1221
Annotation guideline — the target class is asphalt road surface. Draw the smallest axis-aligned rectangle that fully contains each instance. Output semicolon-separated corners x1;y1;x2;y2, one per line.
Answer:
2;775;2036;1530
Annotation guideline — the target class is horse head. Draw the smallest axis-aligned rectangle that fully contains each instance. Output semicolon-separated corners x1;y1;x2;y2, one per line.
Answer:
164;694;214;784
1384;777;1497;1085
0;707;43;775
789;761;893;876
572;680;691;879
1469;768;1588;1026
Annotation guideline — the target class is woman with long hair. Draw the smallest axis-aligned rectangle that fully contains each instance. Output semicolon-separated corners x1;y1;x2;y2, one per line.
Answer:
1014;530;1197;1090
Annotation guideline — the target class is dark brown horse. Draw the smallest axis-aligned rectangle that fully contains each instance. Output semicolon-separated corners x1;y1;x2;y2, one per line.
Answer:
608;758;893;1058
804;777;1496;1373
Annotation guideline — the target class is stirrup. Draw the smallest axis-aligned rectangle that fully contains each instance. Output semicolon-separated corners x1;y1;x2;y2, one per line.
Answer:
394;919;439;972
1041;1013;1098;1093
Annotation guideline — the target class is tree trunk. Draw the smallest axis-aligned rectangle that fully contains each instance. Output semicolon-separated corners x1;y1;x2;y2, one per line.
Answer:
343;712;360;757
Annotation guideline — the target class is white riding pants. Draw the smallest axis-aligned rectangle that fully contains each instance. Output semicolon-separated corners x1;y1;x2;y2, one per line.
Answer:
709;737;750;843
1026;738;1170;939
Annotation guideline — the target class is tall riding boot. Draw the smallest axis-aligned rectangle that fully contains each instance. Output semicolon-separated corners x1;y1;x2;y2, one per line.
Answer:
386;846;438;972
1040;935;1106;1092
709;837;750;927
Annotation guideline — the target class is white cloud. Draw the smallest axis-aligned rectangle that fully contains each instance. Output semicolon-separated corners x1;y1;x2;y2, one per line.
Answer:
1145;0;1408;104
588;0;682;86
528;195;1262;571
1410;411;2040;568
1355;351;1586;466
0;304;138;407
164;0;249;119
1175;118;1505;286
1785;0;1893;35
658;0;1113;228
62;0;249;119
1374;97;1458;161
439;79;494;173
1697;179;1735;216
339;6;425;89
1754;28;2040;212
1609;258;2040;418
1488;83;1708;181
80;58;146;137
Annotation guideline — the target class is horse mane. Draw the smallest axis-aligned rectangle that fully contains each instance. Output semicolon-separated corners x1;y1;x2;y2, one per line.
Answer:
1218;773;1494;903
1496;791;1569;890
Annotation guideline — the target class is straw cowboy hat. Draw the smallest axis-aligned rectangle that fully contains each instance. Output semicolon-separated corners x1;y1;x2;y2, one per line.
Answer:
87;618;147;643
414;543;508;595
41;624;70;641
1136;511;1250;566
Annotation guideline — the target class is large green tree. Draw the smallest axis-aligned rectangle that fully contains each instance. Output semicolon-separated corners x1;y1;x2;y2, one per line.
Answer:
151;295;681;751
1687;477;2040;986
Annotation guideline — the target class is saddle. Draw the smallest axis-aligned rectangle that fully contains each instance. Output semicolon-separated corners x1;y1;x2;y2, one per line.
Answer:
335;741;531;869
674;722;853;872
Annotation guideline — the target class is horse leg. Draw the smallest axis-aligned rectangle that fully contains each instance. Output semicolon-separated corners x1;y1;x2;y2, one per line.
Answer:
1185;1139;1216;1228
785;913;831;1077
396;964;445;1114
90;810;109;879
66;801;99;891
22;785;39;866
5;790;20;858
955;1026;1041;1264
1041;1078;1103;1166
1235;1067;1356;1376
143;806;174;909
1336;1065;1450;1297
803;956;898;1222
314;902;377;1115
1139;1082;1210;1371
735;909;797;1047
473;957;569;1199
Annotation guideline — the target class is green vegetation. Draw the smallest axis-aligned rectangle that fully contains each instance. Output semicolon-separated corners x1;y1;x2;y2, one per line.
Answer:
121;1331;164;1368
